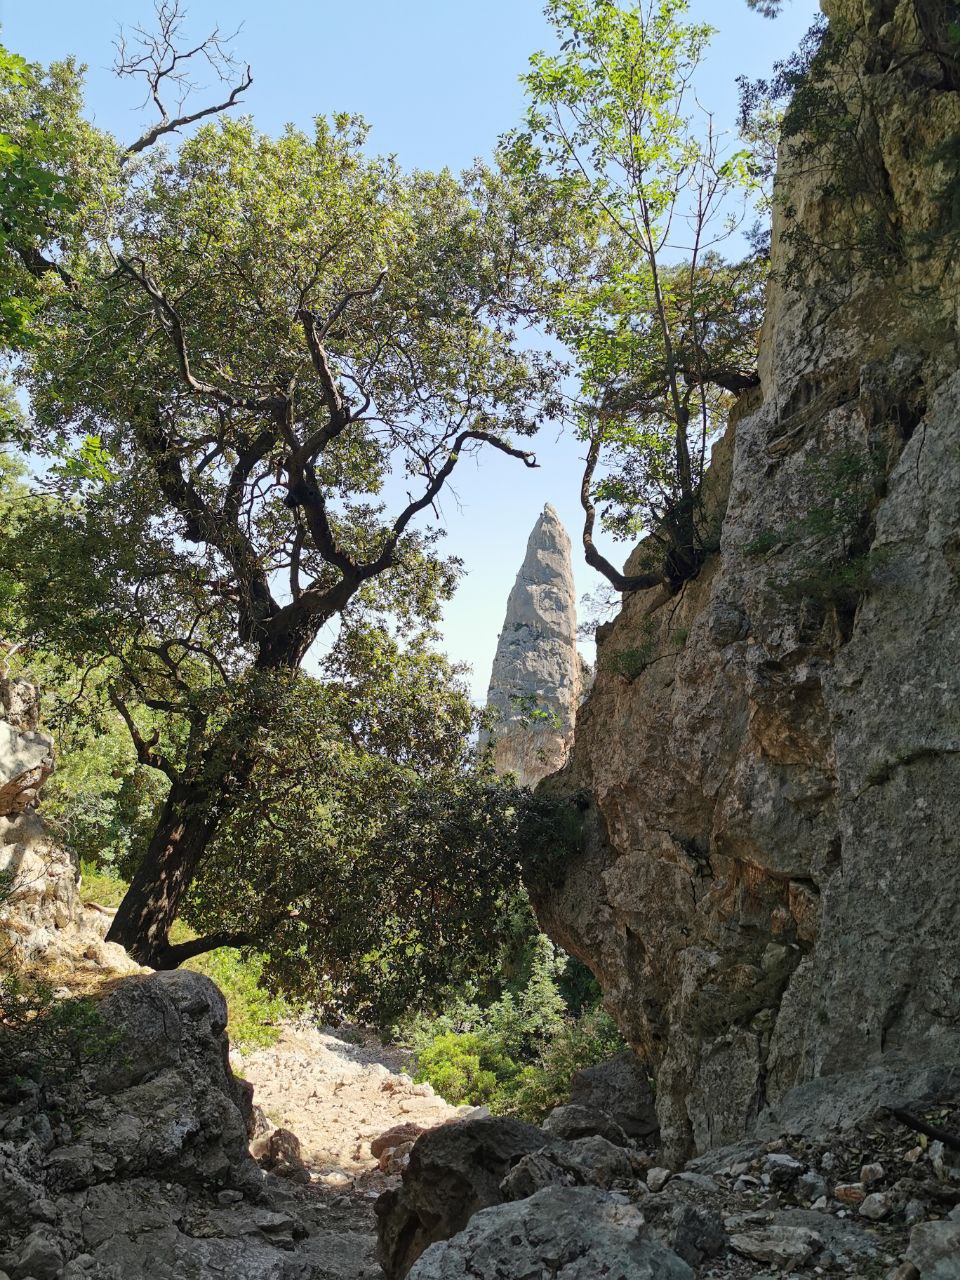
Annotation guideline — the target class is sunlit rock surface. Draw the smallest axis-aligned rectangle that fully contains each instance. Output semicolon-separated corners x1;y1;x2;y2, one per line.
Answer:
482;504;587;788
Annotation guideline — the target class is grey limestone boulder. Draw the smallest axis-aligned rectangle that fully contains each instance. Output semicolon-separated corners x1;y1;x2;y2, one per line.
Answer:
542;1101;631;1147
568;1050;659;1143
374;1116;548;1279
407;1185;693;1280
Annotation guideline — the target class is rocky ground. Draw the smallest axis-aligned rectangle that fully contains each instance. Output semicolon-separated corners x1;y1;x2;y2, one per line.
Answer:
1;943;958;1279
379;1099;960;1279
235;1020;469;1183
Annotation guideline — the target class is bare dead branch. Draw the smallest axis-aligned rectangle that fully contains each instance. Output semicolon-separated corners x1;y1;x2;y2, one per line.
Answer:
890;1108;960;1152
117;1;253;156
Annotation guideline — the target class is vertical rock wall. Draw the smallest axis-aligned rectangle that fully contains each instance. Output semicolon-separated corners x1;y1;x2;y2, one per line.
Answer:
483;505;586;788
529;1;960;1161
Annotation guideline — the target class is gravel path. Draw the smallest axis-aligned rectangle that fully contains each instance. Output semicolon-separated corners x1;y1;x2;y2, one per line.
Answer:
231;1020;471;1279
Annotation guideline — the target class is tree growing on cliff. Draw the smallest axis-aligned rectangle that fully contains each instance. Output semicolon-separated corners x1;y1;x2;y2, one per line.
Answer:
507;0;766;591
2;16;560;967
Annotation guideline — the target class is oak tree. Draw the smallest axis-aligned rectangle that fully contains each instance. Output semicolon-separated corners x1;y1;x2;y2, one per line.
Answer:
4;16;559;966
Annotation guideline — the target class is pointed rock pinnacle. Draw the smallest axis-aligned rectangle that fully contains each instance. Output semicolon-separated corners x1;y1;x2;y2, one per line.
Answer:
482;505;586;787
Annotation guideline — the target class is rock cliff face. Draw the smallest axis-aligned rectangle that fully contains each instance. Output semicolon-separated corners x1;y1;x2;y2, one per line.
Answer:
483;504;586;787
531;0;960;1162
0;678;140;979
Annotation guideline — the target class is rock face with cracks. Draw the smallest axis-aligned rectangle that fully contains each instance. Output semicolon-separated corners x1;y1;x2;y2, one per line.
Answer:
482;504;587;787
528;0;960;1162
406;1186;694;1280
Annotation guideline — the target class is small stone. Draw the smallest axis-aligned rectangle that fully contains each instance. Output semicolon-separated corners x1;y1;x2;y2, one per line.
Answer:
764;1153;804;1188
647;1166;672;1191
370;1122;426;1159
665;1203;727;1265
885;1265;919;1280
860;1192;894;1221
903;1198;927;1226
729;1225;822;1268
798;1171;828;1202
811;1196;828;1211
735;1174;763;1192
904;1146;923;1165
674;1171;719;1193
861;1163;885;1186
251;1209;298;1234
928;1140;946;1178
835;1183;866;1206
28;1199;58;1224
10;1228;63;1280
216;1189;243;1205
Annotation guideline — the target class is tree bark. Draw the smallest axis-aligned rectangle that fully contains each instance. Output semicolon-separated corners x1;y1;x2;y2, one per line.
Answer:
105;741;259;967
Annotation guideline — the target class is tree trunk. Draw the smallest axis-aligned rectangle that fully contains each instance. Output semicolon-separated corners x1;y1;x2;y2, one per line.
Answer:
105;777;226;967
105;631;323;966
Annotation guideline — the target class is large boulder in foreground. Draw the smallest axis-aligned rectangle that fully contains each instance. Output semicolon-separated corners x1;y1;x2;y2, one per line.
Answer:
407;1186;693;1280
374;1116;548;1279
0;971;285;1279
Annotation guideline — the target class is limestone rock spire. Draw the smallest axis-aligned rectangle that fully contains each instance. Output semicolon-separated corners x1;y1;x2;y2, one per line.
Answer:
482;503;584;787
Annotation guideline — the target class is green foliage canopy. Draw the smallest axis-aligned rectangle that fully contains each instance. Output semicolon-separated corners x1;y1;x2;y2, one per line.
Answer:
505;0;766;589
1;34;563;967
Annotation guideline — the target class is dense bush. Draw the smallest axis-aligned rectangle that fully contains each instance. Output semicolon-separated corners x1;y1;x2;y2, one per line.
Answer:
415;1032;519;1107
407;926;626;1121
505;1007;625;1124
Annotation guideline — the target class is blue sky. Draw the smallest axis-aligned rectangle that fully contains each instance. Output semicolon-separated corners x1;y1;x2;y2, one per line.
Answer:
3;0;821;699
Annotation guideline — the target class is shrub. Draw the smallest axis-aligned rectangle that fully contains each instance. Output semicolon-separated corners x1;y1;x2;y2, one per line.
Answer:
0;973;123;1084
498;1007;626;1124
408;932;627;1119
414;1031;519;1106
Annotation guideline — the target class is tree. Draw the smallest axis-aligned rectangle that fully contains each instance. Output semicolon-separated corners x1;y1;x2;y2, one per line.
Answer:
506;0;765;592
178;628;532;1023
746;0;788;15
4;17;560;967
0;44;79;347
